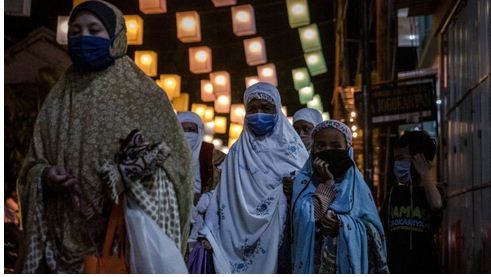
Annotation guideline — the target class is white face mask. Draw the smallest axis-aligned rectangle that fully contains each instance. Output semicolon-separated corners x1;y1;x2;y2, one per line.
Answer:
184;131;199;149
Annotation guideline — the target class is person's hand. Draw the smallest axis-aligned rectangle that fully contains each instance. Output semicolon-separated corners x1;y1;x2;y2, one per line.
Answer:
312;158;334;184
282;176;294;202
201;239;213;251
319;211;340;237
45;166;81;211
412;154;431;178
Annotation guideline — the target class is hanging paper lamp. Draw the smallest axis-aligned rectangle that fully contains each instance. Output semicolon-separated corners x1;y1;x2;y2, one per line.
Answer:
298;83;315;104
286;0;310;28
172;93;189;112
56;16;69;45
232;4;256;37
210;71;231;96
189;46;212;74
135;51;158;77
211;0;236;7
257;63;278;87
304;51;327;76
124;15;144;45
214;116;228;134
176;11;201;43
200;79;215;102
243;37;267;66
245;76;260;88
139;0;166;14
230;104;246;124
298;23;322;52
158;74;181;99
214;94;231;113
291;67;311;90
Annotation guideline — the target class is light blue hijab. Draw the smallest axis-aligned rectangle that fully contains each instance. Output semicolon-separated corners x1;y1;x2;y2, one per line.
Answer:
291;121;387;274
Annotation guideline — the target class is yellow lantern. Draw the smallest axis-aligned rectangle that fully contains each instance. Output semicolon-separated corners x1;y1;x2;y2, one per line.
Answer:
139;0;166;14
230;104;246;124
124;15;144;45
158;74;181;99
204;106;215;122
232;4;256;37
214;116;228;134
228;137;238;148
245;76;260;88
243;37;267;66
176;11;201;43
189;46;212;74
56;16;69;45
212;138;223;147
135;51;158;77
214;95;231;113
229;123;243;139
210;71;231;96
191;103;207;120
212;0;237;7
172;93;189;112
200;79;215;102
257;63;278;87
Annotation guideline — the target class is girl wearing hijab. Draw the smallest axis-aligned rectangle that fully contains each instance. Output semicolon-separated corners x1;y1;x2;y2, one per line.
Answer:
16;1;193;273
292;107;324;151
291;120;388;274
198;82;308;273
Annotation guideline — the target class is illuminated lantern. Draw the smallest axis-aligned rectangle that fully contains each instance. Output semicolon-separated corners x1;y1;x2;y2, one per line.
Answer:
228;137;238;148
214;95;231;113
204;121;215;135
304;51;327;76
73;0;86;7
211;0;236;7
200;79;215;102
245;76;260;88
243;37;267;66
282;106;288;116
232;4;256;37
176;11;201;43
298;83;314;104
172;93;189;112
191;103;207;119
230;104;246;124
257;63;277;87
286;0;310;28
212;138;223;147
124;15;144;45
189;46;212;74
229;123;243;139
139;0;166;14
135;51;157;77
204;134;214;143
291;67;310;90
204;106;215;122
214;116;228;134
307;94;323;112
298;23;322;52
158;74;181;99
56;16;69;45
322;112;330;121
210;71;231;96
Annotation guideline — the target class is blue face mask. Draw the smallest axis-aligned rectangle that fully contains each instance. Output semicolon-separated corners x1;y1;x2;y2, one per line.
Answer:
246;113;277;136
393;160;412;185
68;36;114;72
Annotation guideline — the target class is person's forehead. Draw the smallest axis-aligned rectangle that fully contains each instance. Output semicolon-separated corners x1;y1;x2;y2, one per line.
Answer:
293;120;314;128
248;98;273;106
71;11;102;24
315;128;345;141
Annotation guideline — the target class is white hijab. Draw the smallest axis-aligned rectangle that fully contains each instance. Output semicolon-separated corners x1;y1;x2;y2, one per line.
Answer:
200;82;309;273
178;111;204;194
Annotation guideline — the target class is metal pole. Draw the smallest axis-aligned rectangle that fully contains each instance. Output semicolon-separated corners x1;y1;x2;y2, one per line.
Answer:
361;0;373;188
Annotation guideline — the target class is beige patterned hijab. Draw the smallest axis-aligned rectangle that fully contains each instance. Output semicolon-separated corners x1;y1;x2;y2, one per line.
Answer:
17;0;193;272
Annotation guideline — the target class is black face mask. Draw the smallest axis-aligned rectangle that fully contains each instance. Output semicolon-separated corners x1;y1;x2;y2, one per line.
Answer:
313;149;353;179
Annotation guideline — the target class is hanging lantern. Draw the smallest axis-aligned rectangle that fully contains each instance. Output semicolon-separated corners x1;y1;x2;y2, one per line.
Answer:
135;51;157;77
189;46;212;74
243;37;267;66
298;23;322;52
304;51;327;76
214;95;231;113
229;123;243;139
56;16;69;45
211;0;236;7
282;106;288;116
257;63;277;87
204;121;215;135
298;83;314;104
210;71;231;96
286;0;310;28
172;93;189;112
232;4;256;37
204;106;215;122
124;15;144;45
212;138;223;147
228;137;238;148
191;103;208;120
214;116;227;134
245;76;260;88
176;11;201;43
291;67;310;90
139;0;166;14
307;94;323;113
230;104;246;124
200;79;215;102
158;74;181;99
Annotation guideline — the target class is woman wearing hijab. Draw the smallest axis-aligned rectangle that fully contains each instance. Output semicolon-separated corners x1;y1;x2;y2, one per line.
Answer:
198;82;308;273
16;1;193;273
291;120;388;274
292;107;324;151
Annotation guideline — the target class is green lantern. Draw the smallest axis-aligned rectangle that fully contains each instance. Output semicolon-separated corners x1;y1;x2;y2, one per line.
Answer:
304;51;327;76
299;24;321;52
292;67;311;90
307;94;323;113
286;0;310;28
298;83;314;104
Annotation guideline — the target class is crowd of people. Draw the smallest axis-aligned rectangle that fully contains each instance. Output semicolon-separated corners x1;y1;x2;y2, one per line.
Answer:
9;0;445;274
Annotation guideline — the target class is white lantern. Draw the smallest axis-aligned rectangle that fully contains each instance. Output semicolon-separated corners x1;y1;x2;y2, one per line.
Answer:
200;80;215;102
189;46;212;74
211;0;236;7
231;4;256;37
176;11;201;43
245;76;260;88
56;16;69;45
135;51;158;77
243;37;267;66
257;63;278;87
214;95;231;113
230;104;246;124
210;71;231;96
139;0;166;14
